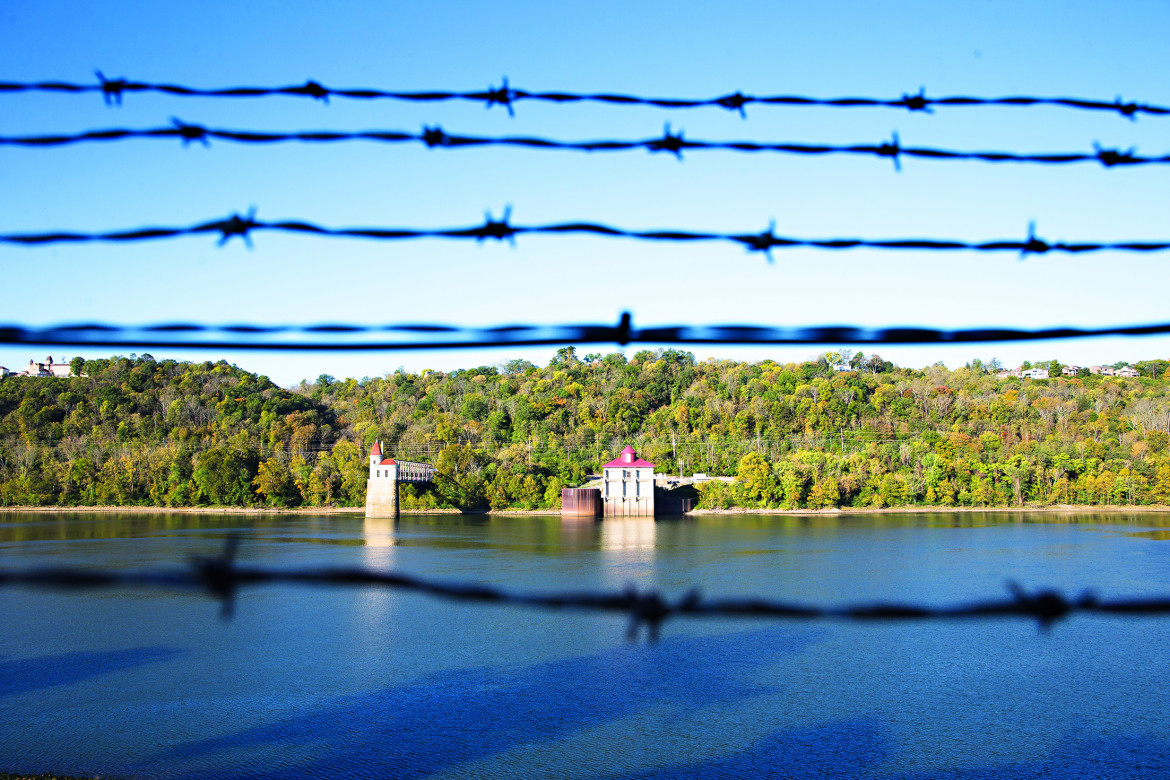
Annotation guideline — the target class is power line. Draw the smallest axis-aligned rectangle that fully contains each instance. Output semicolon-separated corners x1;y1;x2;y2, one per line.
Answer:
2;210;1167;256
2;76;1165;119
2;122;1163;169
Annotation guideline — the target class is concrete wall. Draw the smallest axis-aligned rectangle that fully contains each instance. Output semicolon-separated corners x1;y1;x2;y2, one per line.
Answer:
602;466;655;517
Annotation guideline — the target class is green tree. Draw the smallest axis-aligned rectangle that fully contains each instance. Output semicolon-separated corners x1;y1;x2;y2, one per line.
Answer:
193;446;258;505
808;476;840;508
735;452;777;505
253;456;299;507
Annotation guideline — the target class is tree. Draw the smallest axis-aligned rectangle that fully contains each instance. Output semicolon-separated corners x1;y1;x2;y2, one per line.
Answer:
501;358;536;375
253;456;299;507
461;395;489;422
808;476;840;508
1154;460;1170;505
549;347;578;367
735;452;777;505
193;446;258;505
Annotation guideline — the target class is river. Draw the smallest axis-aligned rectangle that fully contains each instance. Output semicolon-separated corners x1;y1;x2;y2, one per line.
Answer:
2;510;1170;779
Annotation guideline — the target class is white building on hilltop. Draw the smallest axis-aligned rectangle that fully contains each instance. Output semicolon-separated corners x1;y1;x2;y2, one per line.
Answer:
23;356;73;378
602;445;655;517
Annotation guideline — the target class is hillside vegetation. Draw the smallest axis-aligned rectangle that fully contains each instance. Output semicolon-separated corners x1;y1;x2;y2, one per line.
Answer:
3;350;1170;511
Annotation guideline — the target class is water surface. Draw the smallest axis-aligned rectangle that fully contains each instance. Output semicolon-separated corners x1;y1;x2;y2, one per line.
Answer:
3;510;1170;779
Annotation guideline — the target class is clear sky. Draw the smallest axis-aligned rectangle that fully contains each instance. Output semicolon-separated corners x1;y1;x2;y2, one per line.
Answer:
2;0;1168;385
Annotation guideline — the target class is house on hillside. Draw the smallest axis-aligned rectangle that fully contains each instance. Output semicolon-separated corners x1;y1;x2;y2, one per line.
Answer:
1021;368;1049;380
24;356;72;378
1117;366;1140;378
1062;365;1081;377
1089;366;1115;376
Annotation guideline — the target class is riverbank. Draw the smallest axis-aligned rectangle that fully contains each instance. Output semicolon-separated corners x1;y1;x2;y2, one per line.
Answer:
2;504;1168;516
0;504;565;516
688;503;1170;515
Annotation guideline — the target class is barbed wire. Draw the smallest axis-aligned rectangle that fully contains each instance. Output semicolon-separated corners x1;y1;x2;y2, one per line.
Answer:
3;210;1168;257
3;122;1164;169
4;314;1170;350
1;76;1165;119
3;538;1167;640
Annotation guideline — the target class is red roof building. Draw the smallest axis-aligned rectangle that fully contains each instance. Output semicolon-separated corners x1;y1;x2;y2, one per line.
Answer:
367;441;398;518
369;440;396;466
602;446;655;517
603;445;655;470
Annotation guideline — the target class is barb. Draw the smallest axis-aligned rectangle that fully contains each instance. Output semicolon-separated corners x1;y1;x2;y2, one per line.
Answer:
3;211;1169;256
2;77;1166;119
2;122;1167;169
4;314;1170;350
4;552;1167;641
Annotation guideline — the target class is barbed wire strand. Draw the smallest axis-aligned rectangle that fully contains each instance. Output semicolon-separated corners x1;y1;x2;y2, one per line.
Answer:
4;314;1170;350
3;538;1167;640
1;122;1163;169
1;76;1165;119
3;211;1168;257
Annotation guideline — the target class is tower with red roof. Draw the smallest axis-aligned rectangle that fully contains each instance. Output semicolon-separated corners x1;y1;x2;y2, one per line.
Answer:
601;445;656;517
365;440;400;518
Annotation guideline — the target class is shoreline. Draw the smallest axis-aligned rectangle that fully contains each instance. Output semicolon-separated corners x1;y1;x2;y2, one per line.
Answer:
1;504;1168;516
687;503;1170;515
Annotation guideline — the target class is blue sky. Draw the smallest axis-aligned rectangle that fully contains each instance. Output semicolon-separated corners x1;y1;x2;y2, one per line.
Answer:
2;0;1168;385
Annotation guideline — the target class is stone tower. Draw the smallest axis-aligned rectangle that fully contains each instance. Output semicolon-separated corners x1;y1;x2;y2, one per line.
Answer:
365;441;399;518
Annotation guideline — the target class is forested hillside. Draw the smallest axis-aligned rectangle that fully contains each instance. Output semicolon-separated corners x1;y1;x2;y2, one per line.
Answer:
3;349;1170;511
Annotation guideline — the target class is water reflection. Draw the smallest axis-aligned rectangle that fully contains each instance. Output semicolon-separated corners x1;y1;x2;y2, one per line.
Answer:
0;511;368;544
558;518;600;550
5;510;1170;546
600;518;657;552
600;519;657;584
361;518;396;549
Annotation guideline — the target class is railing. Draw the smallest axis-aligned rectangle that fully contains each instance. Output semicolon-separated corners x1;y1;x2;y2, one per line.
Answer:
396;460;435;483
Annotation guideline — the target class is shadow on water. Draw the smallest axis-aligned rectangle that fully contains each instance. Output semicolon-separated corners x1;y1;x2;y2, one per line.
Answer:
613;724;1170;780
613;718;891;779
145;626;824;780
0;646;184;697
